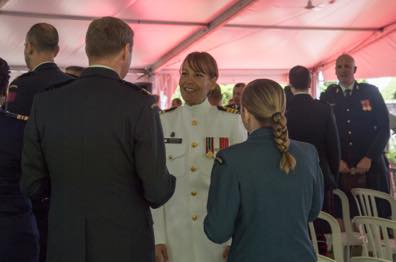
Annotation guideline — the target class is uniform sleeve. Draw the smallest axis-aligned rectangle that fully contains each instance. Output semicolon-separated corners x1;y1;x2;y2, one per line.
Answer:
204;153;240;244
152;206;167;244
134;98;176;208
231;115;247;145
325;108;341;178
20;95;50;200
366;87;390;159
308;148;324;222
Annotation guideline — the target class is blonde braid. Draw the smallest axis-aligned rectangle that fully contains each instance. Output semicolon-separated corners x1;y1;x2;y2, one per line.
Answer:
272;112;296;174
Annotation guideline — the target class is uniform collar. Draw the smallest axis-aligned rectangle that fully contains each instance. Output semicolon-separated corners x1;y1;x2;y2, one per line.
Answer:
183;98;212;114
80;66;120;81
32;62;57;71
248;127;273;140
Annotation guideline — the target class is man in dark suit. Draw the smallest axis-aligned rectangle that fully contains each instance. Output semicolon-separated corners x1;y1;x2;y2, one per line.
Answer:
4;23;73;262
286;65;340;215
21;16;176;262
320;54;390;217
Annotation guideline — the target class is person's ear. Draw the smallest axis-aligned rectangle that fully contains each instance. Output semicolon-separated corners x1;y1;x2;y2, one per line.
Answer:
25;42;34;55
353;66;357;73
209;76;218;90
53;45;60;57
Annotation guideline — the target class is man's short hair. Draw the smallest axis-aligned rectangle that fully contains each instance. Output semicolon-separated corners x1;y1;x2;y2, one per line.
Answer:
0;57;10;95
26;23;59;52
289;65;311;90
234;83;246;89
85;17;133;59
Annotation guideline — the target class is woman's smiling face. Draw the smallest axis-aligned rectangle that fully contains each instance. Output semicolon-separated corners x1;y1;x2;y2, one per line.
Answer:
179;61;216;106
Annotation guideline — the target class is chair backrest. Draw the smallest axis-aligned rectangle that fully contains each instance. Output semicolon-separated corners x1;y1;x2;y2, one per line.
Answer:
333;189;354;236
351;256;391;262
351;188;396;219
309;211;344;262
352;216;396;260
318;254;336;262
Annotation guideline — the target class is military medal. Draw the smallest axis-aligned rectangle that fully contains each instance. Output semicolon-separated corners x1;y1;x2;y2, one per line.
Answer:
361;99;372;111
206;137;214;158
219;137;229;150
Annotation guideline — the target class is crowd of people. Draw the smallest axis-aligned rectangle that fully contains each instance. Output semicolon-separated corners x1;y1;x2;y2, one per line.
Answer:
0;15;391;262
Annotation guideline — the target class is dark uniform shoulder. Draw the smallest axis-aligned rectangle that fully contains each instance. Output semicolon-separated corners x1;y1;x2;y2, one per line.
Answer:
217;105;239;114
121;80;152;95
356;82;378;92
43;78;75;92
325;84;340;93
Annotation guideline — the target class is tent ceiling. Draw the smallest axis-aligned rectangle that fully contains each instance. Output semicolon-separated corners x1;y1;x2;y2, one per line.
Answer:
1;0;396;82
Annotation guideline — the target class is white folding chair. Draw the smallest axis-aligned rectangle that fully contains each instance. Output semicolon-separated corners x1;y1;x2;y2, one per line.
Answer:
350;257;391;262
351;188;396;220
309;211;344;262
352;216;396;261
333;189;364;261
318;254;336;262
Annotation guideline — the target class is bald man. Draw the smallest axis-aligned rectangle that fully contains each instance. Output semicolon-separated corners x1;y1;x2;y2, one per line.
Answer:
320;54;390;217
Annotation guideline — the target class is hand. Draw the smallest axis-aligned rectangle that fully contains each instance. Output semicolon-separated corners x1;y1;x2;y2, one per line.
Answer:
223;246;230;262
338;160;350;174
356;156;372;174
155;244;168;262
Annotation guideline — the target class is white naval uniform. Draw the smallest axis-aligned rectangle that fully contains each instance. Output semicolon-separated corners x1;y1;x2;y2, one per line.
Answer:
152;99;247;262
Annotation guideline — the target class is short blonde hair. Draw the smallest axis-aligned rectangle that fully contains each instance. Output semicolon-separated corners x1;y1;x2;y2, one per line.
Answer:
242;79;296;174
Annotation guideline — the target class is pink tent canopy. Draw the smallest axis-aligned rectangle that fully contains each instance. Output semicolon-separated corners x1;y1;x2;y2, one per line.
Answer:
1;0;396;105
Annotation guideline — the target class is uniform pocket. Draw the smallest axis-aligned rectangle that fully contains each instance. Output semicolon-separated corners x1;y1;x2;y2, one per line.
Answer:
165;144;186;177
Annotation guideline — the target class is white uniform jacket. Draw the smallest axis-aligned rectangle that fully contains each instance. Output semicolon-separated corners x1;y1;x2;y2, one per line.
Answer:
152;99;247;262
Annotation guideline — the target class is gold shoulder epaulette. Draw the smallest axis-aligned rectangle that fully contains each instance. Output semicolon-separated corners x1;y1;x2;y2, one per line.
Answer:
217;106;239;114
161;106;177;114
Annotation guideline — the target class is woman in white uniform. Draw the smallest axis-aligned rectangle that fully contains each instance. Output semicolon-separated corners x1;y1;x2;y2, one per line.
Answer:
153;52;246;262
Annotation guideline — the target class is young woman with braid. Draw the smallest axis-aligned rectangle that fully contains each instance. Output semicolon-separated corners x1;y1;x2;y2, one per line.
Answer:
204;79;324;262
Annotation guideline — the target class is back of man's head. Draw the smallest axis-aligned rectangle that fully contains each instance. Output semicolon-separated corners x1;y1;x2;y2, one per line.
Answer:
289;65;311;90
26;23;59;53
85;17;133;60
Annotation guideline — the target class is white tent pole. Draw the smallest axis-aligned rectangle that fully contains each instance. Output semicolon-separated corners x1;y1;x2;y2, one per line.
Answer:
147;0;257;73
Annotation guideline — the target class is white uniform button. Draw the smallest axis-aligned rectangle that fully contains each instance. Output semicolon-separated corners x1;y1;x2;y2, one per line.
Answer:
192;120;198;126
347;120;351;124
192;142;198;148
190;166;197;172
348;131;352;135
192;215;198;221
191;191;197;196
349;142;353;146
346;108;350;112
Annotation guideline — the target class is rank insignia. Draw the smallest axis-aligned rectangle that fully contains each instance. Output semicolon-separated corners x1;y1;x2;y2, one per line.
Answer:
361;99;372;111
215;156;224;165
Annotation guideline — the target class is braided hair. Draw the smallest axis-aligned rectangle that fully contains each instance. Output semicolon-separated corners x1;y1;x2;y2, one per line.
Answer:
0;57;10;96
241;79;296;174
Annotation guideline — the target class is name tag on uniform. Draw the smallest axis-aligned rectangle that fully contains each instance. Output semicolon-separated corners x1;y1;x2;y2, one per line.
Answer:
164;138;183;144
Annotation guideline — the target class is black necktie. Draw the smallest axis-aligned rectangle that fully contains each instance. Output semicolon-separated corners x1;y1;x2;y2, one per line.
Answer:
344;89;352;97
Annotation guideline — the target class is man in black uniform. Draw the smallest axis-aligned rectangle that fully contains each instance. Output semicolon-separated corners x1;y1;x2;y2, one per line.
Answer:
21;16;175;262
5;23;73;262
225;82;245;112
286;65;340;215
320;54;390;216
0;58;40;262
